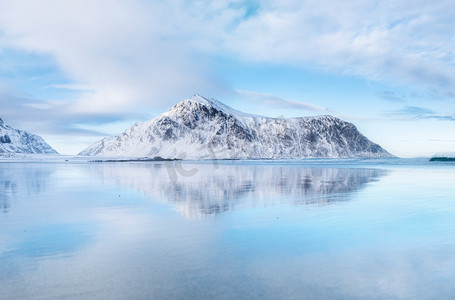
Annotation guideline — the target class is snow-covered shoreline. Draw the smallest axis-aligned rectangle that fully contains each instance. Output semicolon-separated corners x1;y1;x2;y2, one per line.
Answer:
0;153;177;163
0;153;89;163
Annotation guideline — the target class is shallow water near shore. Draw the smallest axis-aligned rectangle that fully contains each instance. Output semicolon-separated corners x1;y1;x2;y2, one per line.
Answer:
1;159;455;299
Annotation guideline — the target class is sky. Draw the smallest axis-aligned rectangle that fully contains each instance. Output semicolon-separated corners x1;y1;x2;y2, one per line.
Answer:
0;0;454;157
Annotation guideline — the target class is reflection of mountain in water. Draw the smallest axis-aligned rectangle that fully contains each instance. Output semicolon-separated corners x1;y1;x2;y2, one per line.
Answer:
0;164;54;214
87;162;387;219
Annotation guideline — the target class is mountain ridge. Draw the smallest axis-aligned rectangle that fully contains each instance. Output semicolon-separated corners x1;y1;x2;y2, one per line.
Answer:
79;95;393;159
0;117;58;154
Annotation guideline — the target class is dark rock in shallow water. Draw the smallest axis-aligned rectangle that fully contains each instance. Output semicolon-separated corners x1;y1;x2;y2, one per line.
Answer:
429;157;455;162
89;156;179;163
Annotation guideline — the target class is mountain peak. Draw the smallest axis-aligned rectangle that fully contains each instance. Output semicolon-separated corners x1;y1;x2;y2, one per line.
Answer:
188;94;210;102
166;94;253;119
184;94;226;109
181;95;340;122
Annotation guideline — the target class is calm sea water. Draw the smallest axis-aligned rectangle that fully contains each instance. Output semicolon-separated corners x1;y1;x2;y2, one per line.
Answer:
1;159;455;299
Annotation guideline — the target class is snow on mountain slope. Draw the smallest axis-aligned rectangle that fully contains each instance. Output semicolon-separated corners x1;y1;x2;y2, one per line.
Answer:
79;95;393;159
0;117;58;154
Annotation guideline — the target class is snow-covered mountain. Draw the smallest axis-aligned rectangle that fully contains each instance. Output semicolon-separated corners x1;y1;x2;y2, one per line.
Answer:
0;117;58;154
79;95;393;159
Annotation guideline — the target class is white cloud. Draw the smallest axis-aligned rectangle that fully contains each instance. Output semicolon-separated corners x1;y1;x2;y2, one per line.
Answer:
222;1;455;95
1;0;454;107
236;90;326;112
44;84;94;91
0;0;229;115
1;0;455;155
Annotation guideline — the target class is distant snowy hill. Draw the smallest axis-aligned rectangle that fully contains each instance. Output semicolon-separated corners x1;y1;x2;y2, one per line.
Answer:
79;95;393;159
0;117;58;154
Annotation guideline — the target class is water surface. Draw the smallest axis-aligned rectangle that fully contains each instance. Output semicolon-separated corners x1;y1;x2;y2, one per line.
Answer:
1;160;455;299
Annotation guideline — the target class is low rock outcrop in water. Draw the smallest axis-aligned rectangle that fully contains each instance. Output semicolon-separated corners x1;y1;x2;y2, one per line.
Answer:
429;157;455;162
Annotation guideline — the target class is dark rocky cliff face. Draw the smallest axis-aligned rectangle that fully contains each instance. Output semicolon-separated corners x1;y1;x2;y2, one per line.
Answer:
79;95;393;159
0;134;11;143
